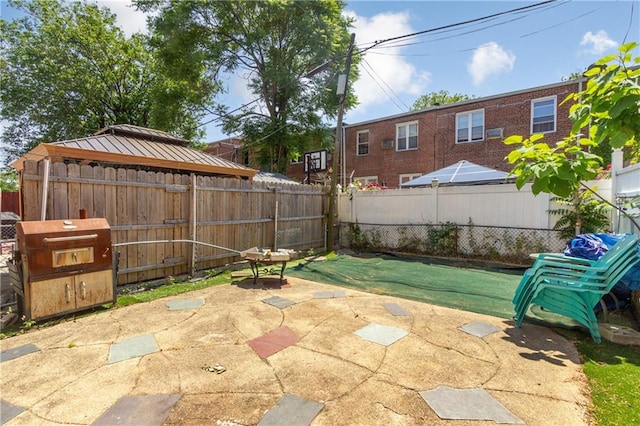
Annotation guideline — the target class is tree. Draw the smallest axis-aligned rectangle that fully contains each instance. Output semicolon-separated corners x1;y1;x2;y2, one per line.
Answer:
560;71;584;81
0;0;210;164
410;90;474;110
505;42;639;231
548;189;611;240
0;168;19;192
137;0;358;174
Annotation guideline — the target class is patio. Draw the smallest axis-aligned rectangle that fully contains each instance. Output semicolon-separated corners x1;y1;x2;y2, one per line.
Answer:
0;274;591;425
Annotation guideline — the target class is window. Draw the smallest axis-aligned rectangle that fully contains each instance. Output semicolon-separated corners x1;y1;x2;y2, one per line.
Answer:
290;154;302;164
531;96;556;134
396;122;418;151
357;130;369;156
399;173;423;186
456;110;484;143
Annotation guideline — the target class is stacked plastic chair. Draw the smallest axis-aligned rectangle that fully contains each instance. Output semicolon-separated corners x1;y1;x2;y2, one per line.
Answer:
513;234;640;343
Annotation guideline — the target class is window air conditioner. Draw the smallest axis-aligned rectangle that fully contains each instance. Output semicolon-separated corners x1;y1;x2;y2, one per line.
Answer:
486;128;504;139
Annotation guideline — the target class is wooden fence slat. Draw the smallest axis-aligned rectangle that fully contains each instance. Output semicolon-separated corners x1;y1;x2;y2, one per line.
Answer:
52;162;69;220
93;165;106;218
67;164;81;219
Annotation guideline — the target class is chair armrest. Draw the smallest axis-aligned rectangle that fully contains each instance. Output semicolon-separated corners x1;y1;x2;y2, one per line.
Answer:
533;253;595;265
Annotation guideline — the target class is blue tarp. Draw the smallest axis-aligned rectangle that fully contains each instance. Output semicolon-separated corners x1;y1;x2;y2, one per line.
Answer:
563;233;640;291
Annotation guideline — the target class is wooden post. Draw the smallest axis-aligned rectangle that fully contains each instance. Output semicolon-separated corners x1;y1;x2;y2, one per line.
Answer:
40;158;50;221
328;33;356;252
190;173;197;276
274;199;279;250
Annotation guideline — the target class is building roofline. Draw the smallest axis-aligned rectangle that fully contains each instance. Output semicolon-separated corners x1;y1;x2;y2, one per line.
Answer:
344;78;587;129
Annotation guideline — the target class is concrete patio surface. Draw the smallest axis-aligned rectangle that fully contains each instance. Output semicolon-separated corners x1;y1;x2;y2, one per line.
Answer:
0;277;593;425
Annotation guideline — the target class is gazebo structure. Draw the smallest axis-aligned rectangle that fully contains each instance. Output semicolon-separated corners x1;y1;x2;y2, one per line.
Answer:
12;124;256;179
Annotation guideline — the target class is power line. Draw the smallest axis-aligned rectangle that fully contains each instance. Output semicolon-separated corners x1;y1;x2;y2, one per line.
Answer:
360;59;410;112
355;0;561;56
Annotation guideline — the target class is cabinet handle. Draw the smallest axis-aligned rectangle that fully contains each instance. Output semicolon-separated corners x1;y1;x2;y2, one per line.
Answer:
44;234;98;243
80;282;86;299
65;283;71;302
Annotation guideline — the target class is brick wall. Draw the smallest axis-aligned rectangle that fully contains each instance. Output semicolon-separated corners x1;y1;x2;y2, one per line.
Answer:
344;80;583;188
344;111;435;187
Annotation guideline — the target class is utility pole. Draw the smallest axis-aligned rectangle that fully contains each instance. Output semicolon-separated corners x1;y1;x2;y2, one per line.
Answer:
327;33;356;252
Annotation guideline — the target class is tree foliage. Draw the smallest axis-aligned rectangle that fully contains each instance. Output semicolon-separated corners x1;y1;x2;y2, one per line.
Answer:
0;0;209;164
410;90;474;110
137;0;358;174
505;42;640;199
0;168;19;192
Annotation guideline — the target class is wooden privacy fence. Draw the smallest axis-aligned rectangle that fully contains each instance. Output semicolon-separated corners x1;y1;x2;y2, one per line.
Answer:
20;160;328;285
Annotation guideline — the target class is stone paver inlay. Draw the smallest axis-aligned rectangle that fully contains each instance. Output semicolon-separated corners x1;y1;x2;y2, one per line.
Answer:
108;334;160;364
420;386;523;424
459;321;502;338
258;393;324;426
354;323;408;346
248;326;299;359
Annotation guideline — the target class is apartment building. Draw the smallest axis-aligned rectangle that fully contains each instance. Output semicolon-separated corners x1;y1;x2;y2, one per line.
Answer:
343;79;584;188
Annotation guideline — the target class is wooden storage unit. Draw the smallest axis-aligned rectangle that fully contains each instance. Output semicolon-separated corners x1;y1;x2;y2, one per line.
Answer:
12;218;116;321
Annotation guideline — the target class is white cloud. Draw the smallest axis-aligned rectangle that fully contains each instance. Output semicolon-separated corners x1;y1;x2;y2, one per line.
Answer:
467;42;516;86
97;0;150;36
580;30;618;55
345;10;431;115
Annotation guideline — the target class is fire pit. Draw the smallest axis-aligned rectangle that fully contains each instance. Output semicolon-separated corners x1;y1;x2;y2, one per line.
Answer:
240;248;296;285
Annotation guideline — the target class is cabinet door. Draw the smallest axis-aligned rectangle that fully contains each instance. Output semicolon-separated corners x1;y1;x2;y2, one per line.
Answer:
75;270;114;310
30;277;76;320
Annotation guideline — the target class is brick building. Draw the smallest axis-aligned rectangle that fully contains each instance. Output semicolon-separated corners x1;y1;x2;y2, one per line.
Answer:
205;137;330;184
204;137;249;166
342;79;585;188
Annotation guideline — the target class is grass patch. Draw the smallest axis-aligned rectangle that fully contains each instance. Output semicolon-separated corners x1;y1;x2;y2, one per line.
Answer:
116;270;232;307
577;337;640;425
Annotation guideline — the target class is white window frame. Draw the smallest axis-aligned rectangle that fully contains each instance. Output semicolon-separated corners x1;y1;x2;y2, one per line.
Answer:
399;173;423;186
455;109;485;144
396;121;418;151
290;154;302;164
531;96;557;134
356;130;369;156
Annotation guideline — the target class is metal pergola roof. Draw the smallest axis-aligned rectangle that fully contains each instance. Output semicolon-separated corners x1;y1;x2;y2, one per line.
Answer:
12;124;257;179
401;160;512;187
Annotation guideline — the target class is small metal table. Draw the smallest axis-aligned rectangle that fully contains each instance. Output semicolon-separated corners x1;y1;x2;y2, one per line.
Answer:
247;258;288;285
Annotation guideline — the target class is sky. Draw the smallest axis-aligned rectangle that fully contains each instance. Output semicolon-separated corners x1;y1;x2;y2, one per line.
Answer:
1;0;639;145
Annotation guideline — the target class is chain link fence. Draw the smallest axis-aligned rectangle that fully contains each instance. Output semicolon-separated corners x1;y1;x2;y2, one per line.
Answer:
339;222;567;265
1;223;16;242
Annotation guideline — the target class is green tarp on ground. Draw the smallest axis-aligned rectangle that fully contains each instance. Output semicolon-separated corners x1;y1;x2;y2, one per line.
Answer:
288;253;582;330
288;253;523;319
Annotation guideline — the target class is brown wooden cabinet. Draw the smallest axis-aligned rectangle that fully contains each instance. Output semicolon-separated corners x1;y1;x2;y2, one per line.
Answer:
28;270;113;320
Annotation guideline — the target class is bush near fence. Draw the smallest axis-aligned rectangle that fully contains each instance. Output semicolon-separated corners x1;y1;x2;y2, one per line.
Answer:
339;221;566;265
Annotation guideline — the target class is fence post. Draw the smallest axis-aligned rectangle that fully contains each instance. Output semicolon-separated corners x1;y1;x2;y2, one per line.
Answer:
189;173;197;276
273;186;279;250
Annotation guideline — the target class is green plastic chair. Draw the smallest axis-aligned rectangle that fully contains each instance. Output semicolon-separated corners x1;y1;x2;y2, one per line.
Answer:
513;237;639;316
513;235;639;312
513;234;640;343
